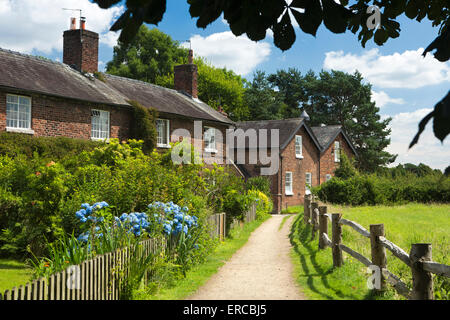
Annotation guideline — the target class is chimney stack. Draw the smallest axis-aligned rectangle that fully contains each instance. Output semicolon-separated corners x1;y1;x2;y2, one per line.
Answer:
174;49;198;98
63;17;99;73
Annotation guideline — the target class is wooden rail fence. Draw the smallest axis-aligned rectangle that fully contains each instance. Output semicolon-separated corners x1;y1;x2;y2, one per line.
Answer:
303;194;450;300
0;203;257;300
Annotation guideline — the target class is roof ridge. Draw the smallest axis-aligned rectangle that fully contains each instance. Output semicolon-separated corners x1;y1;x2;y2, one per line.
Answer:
103;73;180;94
0;47;66;68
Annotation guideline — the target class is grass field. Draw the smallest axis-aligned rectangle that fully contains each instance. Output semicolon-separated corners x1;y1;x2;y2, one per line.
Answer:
135;214;271;300
0;259;34;294
290;203;450;300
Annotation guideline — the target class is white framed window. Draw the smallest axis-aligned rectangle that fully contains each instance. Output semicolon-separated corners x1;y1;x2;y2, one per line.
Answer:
305;172;312;195
295;135;303;158
285;172;293;195
6;94;33;133
156;119;170;148
326;174;332;182
204;126;217;152
91;109;110;141
334;141;340;162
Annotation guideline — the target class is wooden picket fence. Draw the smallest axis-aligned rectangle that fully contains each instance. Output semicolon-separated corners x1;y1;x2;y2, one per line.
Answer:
303;195;450;300
0;204;257;300
0;238;161;301
207;212;226;241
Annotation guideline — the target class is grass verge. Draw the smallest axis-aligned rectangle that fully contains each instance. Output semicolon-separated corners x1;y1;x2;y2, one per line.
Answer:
136;214;271;300
0;259;34;293
289;203;449;300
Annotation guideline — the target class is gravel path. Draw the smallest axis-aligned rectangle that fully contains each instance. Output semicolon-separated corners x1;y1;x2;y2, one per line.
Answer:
186;214;305;300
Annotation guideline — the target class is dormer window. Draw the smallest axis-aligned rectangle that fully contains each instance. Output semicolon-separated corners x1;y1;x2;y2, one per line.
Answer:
295;135;303;158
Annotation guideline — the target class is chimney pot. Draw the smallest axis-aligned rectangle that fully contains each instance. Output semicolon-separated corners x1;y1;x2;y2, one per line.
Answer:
63;20;99;73
80;17;86;30
188;49;194;64
70;17;77;30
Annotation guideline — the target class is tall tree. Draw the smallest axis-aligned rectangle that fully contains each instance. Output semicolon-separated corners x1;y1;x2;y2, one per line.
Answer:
196;58;249;121
302;70;396;172
106;26;187;85
93;0;450;148
244;71;286;121
267;68;308;119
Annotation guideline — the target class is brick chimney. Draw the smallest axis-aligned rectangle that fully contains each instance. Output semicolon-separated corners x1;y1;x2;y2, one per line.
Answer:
174;49;198;98
63;17;99;73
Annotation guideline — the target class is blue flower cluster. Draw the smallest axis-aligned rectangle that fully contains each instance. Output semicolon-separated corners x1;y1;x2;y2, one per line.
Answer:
148;201;198;236
75;201;199;243
115;212;149;236
75;202;109;224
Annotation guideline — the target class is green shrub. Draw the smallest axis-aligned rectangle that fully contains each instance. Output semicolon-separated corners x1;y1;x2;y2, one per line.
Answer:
246;176;271;197
129;100;158;153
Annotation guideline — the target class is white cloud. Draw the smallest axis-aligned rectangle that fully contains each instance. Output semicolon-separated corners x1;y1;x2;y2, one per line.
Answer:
185;32;271;76
0;0;123;54
384;109;449;170
324;48;450;89
371;90;405;108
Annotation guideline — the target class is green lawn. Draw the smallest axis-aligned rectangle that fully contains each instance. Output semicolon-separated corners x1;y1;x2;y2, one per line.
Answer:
290;203;450;300
0;259;34;294
134;214;272;300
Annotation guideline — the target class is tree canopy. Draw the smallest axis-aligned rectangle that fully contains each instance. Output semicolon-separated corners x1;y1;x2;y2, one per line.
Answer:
93;0;449;149
255;68;396;171
106;26;248;121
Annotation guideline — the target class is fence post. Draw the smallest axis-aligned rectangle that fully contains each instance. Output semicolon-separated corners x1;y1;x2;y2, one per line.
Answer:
311;202;319;239
410;243;433;300
369;224;387;292
318;206;328;249
303;195;311;224
331;213;343;267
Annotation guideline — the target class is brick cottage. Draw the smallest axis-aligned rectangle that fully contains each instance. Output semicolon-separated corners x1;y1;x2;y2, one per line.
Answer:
234;118;357;213
0;20;233;167
0;20;357;214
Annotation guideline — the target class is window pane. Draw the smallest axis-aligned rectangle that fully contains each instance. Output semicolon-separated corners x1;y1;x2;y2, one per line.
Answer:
7;95;30;129
91;110;109;139
156;119;168;145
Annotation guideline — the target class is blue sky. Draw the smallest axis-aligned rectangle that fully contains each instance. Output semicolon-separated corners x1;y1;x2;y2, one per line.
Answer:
0;0;448;170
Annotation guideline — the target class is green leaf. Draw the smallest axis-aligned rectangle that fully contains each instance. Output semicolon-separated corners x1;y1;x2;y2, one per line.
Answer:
374;28;389;45
322;0;353;34
433;91;450;142
273;10;296;51
290;0;322;36
405;0;419;19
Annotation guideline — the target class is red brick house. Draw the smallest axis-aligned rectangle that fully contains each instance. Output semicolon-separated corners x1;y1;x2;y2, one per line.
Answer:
234;119;357;213
0;22;234;166
0;21;357;213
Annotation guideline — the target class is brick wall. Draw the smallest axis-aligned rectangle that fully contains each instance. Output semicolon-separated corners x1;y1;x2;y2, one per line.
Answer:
0;90;131;140
319;132;354;184
280;125;320;211
156;115;229;165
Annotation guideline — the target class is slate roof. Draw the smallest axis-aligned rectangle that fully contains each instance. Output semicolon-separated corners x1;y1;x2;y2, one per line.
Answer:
0;48;233;125
235;119;357;155
311;125;357;155
311;125;342;149
234;118;322;151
